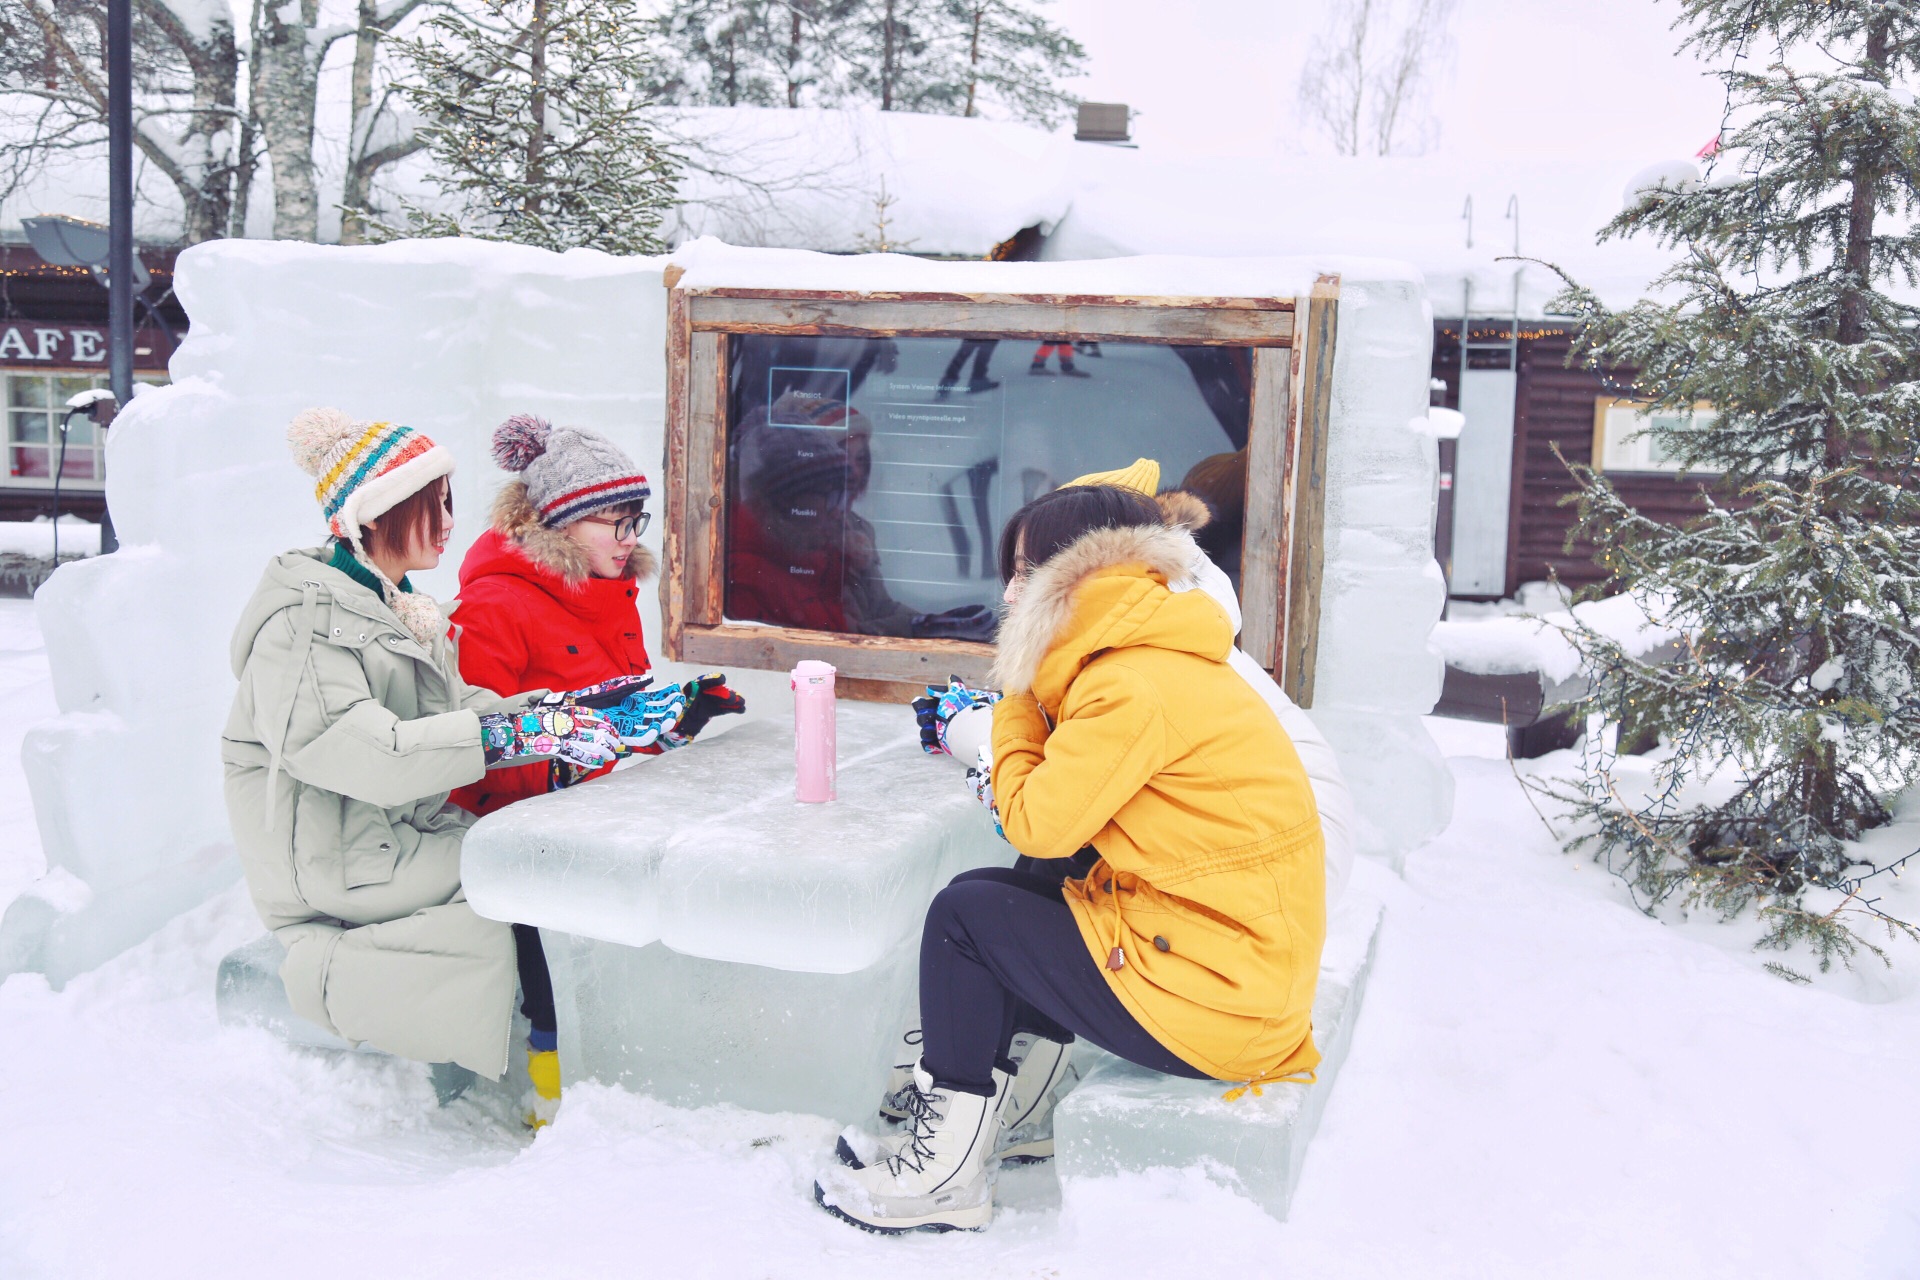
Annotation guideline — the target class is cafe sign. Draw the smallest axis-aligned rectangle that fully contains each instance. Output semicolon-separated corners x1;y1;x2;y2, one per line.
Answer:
0;320;168;369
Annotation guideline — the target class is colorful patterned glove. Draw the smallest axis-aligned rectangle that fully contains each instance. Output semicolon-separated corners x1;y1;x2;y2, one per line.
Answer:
964;749;1006;840
664;672;746;746
600;683;689;749
480;707;621;770
912;676;1003;756
559;674;653;708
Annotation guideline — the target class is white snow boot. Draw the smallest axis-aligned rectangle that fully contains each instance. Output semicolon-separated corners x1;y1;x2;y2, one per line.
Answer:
815;1062;1008;1234
841;1032;1075;1168
994;1034;1078;1163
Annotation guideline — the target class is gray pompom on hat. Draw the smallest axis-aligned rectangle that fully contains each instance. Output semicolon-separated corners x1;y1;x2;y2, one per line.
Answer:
491;414;651;526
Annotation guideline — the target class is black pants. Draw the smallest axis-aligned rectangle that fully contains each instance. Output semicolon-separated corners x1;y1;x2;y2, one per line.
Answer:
917;856;1210;1097
512;923;557;1040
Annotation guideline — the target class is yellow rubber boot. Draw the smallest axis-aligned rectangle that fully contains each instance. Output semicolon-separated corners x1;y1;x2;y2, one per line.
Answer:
525;1047;562;1130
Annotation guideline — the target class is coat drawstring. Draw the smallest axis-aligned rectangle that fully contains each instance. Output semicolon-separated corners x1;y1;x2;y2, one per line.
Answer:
1104;870;1126;971
1222;1063;1318;1102
263;582;322;831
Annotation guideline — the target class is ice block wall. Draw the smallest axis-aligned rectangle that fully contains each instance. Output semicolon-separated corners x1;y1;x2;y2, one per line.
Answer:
3;239;691;985
1307;275;1453;861
6;239;1450;984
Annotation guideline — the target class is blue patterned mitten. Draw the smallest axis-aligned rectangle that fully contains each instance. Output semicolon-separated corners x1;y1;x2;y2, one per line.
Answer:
912;676;1003;756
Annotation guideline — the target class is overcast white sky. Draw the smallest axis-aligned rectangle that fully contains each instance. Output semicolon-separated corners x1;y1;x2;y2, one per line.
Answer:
1049;0;1728;173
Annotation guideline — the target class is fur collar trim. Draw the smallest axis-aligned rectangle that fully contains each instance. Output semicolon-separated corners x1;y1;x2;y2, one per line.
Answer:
991;521;1202;694
490;480;656;587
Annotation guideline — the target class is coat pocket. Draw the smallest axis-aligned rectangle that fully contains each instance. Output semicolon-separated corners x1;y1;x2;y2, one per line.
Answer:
339;797;401;890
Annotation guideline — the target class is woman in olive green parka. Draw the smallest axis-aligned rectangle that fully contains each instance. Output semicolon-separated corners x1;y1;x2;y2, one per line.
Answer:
222;409;623;1078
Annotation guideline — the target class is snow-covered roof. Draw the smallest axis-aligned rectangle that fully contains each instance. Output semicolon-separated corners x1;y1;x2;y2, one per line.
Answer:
1039;148;1677;318
669;235;1416;298
4;103;1685;315
660;107;1077;259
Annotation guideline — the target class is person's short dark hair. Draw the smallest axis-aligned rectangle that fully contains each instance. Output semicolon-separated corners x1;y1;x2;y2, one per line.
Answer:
363;475;451;560
997;484;1163;584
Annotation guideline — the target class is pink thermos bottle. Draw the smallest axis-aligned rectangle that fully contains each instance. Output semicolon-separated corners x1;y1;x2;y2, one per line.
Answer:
791;660;838;803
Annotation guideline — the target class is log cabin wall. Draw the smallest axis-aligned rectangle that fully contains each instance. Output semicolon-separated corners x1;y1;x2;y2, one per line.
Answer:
1431;320;1721;597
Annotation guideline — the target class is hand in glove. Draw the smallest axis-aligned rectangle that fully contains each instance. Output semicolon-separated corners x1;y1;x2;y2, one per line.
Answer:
911;603;998;643
597;682;690;749
559;674;653;707
663;672;746;746
480;707;621;770
963;749;1007;841
912;675;1003;756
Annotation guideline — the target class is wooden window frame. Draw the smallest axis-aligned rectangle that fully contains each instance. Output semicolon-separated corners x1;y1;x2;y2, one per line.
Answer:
1591;396;1720;475
660;274;1342;705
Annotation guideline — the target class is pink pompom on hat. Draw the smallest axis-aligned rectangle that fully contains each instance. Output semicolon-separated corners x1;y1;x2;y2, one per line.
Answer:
287;407;455;548
493;414;650;526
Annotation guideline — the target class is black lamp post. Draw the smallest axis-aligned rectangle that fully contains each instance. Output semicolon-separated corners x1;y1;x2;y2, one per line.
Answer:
101;0;133;555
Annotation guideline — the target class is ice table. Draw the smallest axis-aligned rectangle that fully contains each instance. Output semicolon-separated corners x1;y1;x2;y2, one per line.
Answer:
1054;884;1384;1222
460;701;1013;1123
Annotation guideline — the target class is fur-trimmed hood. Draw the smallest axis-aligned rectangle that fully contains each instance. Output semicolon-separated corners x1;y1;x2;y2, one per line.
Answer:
487;480;656;586
1153;489;1212;532
991;521;1232;700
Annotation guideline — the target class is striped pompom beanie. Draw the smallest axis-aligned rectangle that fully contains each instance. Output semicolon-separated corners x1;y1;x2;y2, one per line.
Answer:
492;414;650;526
287;408;456;549
286;407;456;646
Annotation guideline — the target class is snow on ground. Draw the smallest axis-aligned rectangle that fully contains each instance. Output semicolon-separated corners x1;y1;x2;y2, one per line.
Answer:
2;615;1918;1277
0;519;99;560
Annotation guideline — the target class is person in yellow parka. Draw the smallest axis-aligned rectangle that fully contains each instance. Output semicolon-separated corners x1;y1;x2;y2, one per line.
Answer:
815;483;1326;1235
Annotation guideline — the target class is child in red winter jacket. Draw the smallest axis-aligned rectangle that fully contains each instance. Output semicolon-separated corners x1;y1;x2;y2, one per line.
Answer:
450;415;745;818
447;414;744;1125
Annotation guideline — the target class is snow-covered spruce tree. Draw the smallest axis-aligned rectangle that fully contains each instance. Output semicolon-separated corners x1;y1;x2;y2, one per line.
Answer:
645;0;1080;123
931;0;1085;127
376;0;680;254
1543;1;1920;972
832;0;1082;120
648;0;861;108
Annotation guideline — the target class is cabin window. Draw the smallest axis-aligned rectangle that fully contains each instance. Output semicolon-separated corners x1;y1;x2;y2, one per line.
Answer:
1592;397;1719;474
7;372;108;488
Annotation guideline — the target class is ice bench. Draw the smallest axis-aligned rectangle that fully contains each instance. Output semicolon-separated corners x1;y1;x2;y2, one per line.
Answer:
460;700;1014;1122
1054;886;1384;1222
216;933;364;1052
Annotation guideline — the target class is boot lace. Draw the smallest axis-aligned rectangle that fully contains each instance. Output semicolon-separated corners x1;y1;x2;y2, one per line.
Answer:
879;1030;925;1114
884;1081;946;1175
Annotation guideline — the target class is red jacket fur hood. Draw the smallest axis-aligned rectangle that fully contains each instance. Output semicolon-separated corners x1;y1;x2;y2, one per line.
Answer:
448;481;657;816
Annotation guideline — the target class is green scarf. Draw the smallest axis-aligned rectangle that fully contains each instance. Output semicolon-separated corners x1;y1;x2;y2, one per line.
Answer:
328;539;414;597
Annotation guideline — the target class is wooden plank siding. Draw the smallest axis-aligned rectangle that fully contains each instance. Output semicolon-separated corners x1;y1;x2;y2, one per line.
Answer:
1433;321;1721;597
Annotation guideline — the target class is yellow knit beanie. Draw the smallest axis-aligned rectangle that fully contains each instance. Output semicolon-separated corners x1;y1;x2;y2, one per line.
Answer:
1063;457;1160;495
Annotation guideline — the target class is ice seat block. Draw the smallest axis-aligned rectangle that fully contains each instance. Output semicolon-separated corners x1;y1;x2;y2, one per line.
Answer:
1054;885;1384;1222
215;933;369;1053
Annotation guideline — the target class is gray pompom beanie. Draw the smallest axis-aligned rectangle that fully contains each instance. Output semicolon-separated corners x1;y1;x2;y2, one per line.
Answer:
491;414;651;526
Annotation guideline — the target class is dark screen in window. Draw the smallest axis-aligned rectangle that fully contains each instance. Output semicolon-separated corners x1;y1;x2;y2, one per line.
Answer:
724;333;1251;640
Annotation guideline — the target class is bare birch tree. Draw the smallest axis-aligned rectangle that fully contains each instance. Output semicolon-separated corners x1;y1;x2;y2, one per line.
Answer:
1297;0;1455;157
0;0;241;242
248;0;431;242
